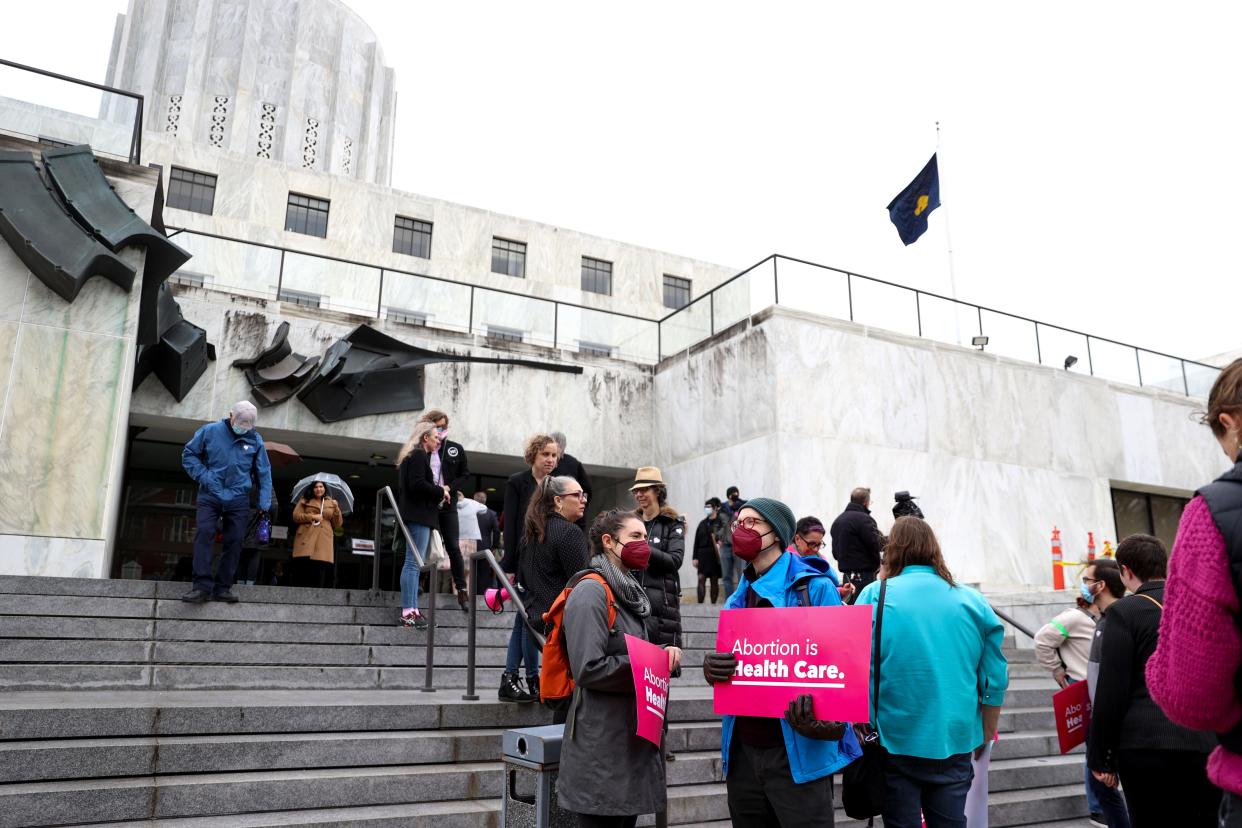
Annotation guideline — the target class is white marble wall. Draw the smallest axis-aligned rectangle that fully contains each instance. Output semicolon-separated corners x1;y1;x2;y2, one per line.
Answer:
0;146;157;577
106;0;396;185
140;134;739;339
654;307;1225;591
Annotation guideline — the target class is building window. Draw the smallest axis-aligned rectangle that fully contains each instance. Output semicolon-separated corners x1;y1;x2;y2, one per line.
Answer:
1111;487;1190;553
663;275;691;310
167;167;217;215
386;307;428;327
581;257;613;295
579;341;614;358
278;287;322;309
486;325;524;343
491;238;526;278
393;216;432;259
284;192;329;238
38;135;72;148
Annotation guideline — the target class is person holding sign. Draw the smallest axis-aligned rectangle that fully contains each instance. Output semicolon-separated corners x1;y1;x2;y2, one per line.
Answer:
700;497;861;828
854;517;1008;828
556;508;682;828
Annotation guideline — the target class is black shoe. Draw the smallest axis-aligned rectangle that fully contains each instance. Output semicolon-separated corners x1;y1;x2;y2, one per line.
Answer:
526;675;540;702
212;590;239;604
401;612;428;631
457;589;469;613
499;671;533;703
180;589;210;604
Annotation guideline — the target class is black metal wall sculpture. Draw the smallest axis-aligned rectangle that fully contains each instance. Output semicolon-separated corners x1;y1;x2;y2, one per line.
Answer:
289;324;583;423
0;151;135;301
0;143;214;401
232;321;321;407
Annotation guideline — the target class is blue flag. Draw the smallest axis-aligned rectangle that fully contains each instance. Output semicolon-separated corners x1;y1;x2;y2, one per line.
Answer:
887;154;941;246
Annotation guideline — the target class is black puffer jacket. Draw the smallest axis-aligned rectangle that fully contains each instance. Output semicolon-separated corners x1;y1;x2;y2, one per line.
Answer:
640;507;685;647
829;502;882;573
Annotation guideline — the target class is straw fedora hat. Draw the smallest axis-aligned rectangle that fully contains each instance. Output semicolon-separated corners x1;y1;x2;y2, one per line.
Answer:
629;466;666;491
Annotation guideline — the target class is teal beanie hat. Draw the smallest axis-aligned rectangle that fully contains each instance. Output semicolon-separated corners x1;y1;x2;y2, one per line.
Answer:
745;497;796;549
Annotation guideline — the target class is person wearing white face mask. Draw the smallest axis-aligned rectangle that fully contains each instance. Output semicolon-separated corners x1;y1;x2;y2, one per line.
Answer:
180;400;272;604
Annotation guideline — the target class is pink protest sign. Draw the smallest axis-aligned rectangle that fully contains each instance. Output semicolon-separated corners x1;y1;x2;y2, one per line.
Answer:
713;605;873;720
625;634;670;747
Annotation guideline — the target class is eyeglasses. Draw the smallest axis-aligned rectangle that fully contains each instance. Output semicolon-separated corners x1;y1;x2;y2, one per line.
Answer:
799;538;824;550
561;491;588;503
730;516;766;532
1082;577;1101;585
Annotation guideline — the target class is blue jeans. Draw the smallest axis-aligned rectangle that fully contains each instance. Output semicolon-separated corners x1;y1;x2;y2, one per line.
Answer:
1086;762;1130;827
192;493;249;594
400;522;432;610
720;543;738;596
883;751;974;828
505;610;539;678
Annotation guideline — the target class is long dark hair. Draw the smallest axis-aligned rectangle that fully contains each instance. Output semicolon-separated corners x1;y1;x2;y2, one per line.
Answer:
301;481;328;502
880;517;956;586
524;475;577;546
589;508;635;557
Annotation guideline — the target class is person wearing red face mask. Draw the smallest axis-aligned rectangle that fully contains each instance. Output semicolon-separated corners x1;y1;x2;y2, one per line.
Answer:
701;497;862;828
556;508;683;828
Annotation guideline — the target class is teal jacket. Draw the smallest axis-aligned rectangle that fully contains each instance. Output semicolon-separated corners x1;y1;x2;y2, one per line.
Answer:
720;551;863;783
855;566;1008;759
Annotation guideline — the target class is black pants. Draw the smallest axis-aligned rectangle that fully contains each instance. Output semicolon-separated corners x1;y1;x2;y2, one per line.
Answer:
191;494;248;594
697;573;719;603
290;557;333;589
727;739;834;827
842;570;876;604
436;505;466;590
574;815;637;828
1116;749;1219;828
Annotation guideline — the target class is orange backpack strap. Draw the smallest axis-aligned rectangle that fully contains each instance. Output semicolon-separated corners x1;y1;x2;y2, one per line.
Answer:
538;570;618;705
578;572;618;632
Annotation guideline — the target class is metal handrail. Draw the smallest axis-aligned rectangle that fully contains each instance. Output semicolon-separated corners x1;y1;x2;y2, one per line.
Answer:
0;57;145;165
371;485;437;692
990;603;1037;640
462;548;546;701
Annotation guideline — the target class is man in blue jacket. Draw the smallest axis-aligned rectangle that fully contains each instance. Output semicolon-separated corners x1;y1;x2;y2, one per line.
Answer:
702;496;862;827
180;401;273;604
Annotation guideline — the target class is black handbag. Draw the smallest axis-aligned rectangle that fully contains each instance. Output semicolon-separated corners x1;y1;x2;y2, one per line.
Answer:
841;578;889;822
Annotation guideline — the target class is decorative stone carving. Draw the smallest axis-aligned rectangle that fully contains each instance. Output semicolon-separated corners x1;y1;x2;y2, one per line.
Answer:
166;95;182;136
302;117;319;169
256;103;277;159
342;136;353;175
208;95;229;148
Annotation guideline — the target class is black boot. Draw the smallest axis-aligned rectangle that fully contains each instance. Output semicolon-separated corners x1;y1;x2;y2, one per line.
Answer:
526;674;540;703
499;671;532;703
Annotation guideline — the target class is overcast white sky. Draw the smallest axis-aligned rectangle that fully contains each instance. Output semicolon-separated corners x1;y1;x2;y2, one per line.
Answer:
2;1;1236;361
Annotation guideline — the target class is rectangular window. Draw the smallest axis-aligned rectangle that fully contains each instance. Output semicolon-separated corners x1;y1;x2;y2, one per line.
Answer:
487;325;524;343
278;287;323;309
663;275;691;310
581;256;613;295
167;167;218;215
169;271;207;288
579;340;614;358
393;216;432;258
386;307;429;327
38;135;72;148
284;192;330;238
491;237;526;278
1110;487;1190;552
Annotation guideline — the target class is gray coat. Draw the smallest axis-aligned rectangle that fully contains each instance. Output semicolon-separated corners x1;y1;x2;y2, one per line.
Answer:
556;577;666;816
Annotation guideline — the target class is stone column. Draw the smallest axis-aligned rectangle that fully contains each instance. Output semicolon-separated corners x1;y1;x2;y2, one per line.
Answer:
0;150;157;577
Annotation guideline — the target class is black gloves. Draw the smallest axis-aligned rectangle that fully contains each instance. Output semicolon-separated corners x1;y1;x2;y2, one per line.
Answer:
784;694;846;741
702;651;737;684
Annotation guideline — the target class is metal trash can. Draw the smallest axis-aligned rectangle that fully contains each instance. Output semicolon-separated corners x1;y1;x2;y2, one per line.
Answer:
502;723;575;828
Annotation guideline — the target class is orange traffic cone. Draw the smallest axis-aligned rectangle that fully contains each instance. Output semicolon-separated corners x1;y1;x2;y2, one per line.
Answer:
1087;532;1097;563
1051;527;1065;590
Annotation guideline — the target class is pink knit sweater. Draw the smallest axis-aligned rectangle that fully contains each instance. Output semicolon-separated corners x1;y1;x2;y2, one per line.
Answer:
1147;495;1242;794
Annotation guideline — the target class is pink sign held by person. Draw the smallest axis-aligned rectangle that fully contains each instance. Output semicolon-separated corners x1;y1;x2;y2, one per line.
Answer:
714;605;873;721
625;634;670;747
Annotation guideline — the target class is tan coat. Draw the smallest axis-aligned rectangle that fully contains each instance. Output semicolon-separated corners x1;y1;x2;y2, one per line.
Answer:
292;497;343;563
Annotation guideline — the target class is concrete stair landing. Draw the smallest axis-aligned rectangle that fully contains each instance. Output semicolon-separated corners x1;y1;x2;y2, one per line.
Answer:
0;576;1091;827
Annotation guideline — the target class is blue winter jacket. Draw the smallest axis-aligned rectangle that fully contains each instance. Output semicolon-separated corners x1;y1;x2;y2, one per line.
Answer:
720;551;864;784
181;419;273;510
